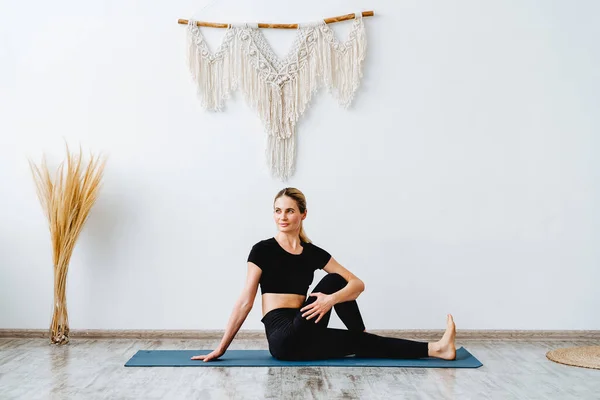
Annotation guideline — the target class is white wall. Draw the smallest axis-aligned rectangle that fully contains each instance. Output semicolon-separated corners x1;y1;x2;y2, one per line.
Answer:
1;0;598;331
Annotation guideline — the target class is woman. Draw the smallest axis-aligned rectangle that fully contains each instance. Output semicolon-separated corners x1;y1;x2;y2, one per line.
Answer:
192;188;456;362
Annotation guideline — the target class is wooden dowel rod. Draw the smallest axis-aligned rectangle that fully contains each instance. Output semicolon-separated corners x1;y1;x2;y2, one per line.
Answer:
178;10;374;29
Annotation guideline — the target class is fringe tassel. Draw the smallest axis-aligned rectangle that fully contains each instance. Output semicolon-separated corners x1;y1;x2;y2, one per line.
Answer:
267;133;296;182
187;21;237;111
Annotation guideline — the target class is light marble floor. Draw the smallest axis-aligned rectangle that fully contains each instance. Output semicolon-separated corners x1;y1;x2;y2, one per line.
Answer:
0;338;598;399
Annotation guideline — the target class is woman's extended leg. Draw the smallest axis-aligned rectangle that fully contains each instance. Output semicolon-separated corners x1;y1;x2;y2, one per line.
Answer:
287;315;457;361
299;273;366;332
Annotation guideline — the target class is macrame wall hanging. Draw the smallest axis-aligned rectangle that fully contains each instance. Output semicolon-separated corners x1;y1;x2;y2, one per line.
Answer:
178;11;374;180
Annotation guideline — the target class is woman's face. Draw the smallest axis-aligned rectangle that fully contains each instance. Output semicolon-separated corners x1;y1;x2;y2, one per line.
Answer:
273;196;306;233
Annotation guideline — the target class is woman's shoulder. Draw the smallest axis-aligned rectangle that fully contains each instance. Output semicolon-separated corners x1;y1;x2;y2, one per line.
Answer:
304;241;330;256
303;241;332;269
250;237;277;250
247;238;277;266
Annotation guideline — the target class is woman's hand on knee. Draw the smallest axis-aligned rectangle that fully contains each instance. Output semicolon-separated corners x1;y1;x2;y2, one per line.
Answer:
301;293;334;323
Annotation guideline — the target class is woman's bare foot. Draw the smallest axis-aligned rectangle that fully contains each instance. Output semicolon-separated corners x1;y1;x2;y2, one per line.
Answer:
428;314;456;360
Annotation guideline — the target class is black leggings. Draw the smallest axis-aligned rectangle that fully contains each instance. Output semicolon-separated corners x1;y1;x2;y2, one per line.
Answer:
261;273;429;361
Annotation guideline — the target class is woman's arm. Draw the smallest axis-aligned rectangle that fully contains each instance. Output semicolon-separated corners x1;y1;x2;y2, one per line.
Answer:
191;263;261;361
300;257;365;323
216;263;262;351
323;257;365;304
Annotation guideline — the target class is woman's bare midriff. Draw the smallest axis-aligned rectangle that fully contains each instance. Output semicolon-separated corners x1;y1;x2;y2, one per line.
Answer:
262;293;306;317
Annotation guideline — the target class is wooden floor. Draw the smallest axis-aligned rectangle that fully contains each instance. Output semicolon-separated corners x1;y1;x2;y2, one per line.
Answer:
1;337;598;399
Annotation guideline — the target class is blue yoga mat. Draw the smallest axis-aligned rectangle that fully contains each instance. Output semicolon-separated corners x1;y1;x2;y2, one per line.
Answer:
125;347;482;368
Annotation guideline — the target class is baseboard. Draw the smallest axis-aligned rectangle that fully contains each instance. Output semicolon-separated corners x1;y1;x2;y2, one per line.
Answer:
1;329;598;341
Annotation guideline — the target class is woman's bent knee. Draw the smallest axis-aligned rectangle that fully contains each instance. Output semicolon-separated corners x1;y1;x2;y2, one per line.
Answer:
316;273;347;292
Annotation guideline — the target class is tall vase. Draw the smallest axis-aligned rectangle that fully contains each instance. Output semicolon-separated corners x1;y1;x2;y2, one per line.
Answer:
50;264;70;344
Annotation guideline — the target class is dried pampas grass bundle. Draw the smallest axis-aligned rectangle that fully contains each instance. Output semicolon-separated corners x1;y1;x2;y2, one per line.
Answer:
29;143;107;345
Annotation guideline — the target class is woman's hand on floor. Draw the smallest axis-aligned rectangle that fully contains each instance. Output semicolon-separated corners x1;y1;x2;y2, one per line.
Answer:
191;349;224;362
301;292;334;323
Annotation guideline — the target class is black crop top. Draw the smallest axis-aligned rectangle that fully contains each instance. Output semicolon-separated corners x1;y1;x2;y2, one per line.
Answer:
247;238;332;295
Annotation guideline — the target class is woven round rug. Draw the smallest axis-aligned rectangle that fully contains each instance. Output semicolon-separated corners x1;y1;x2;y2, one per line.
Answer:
546;346;600;370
